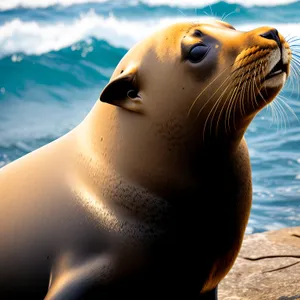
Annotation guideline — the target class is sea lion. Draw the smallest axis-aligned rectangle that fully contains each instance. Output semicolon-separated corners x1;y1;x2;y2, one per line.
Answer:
0;20;291;299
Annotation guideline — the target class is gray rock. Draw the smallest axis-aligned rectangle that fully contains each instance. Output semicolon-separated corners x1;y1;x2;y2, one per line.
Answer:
219;227;300;300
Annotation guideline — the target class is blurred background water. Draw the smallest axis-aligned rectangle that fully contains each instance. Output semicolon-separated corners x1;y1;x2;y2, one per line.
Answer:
0;0;299;233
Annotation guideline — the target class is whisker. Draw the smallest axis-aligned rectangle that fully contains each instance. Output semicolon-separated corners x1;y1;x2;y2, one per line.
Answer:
221;9;238;21
268;101;277;128
251;61;262;111
291;60;300;75
275;97;287;132
286;34;300;42
290;44;300;49
291;52;300;61
207;80;232;137
285;33;292;41
253;64;267;106
288;37;300;44
286;62;295;91
209;5;214;18
246;67;255;111
240;71;249;117
286;37;300;44
219;58;263;134
197;73;232;120
202;65;246;139
278;96;290;132
290;52;300;68
259;61;268;103
187;67;230;117
291;54;300;66
290;57;300;100
289;63;299;100
177;9;187;17
251;64;259;113
291;56;300;68
247;61;260;116
277;93;299;122
224;87;238;135
200;74;233;140
271;100;281;131
290;48;300;55
268;84;279;129
215;87;236;136
217;67;246;135
203;11;210;18
209;73;237;137
279;97;291;131
229;68;247;132
252;61;276;123
188;54;257;126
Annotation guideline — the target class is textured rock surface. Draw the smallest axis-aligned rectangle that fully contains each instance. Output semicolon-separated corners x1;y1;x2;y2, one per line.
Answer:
219;227;300;300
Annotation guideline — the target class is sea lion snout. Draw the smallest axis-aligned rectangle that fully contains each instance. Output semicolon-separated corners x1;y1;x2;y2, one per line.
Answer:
230;26;291;111
259;28;282;48
247;26;290;70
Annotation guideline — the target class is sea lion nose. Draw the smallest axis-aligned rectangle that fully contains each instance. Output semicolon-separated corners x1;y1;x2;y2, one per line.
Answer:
260;29;281;49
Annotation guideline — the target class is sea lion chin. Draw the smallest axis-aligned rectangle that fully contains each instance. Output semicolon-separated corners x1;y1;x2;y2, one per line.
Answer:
0;20;291;299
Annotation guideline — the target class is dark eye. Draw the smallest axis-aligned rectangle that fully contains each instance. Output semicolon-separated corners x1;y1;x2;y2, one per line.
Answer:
194;30;203;37
188;45;209;63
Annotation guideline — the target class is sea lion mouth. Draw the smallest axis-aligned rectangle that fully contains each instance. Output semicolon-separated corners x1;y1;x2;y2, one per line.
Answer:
265;57;288;80
256;56;288;104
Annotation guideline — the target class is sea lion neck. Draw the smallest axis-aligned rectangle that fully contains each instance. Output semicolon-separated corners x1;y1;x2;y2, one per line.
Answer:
79;101;245;194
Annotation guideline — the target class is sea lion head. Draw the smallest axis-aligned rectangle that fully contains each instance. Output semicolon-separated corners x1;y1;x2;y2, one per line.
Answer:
99;21;291;148
93;21;291;185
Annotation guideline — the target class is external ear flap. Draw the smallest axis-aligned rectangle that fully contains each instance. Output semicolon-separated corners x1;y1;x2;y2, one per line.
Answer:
99;66;143;113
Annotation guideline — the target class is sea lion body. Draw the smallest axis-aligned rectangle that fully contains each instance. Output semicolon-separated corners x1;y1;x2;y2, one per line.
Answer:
0;21;291;299
0;111;251;299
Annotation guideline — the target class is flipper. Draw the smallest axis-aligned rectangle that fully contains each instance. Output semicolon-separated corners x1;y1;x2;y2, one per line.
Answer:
199;287;218;300
45;255;113;300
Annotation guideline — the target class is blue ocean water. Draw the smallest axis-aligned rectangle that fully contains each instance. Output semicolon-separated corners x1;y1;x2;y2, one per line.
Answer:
0;0;299;233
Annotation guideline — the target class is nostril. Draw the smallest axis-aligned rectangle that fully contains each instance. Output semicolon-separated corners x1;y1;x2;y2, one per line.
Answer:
260;29;281;48
260;29;278;41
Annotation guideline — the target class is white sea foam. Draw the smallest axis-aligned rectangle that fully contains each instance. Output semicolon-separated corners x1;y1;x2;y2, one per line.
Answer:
0;10;212;57
0;0;298;11
0;0;107;10
143;0;298;7
0;10;299;57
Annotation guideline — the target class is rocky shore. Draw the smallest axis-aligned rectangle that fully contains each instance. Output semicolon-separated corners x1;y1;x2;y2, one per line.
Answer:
219;227;300;300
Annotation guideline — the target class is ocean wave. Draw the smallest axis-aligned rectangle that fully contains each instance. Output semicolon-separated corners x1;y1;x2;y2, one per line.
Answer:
0;38;125;99
0;9;299;58
143;0;299;7
0;0;298;11
0;10;135;57
0;10;214;57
